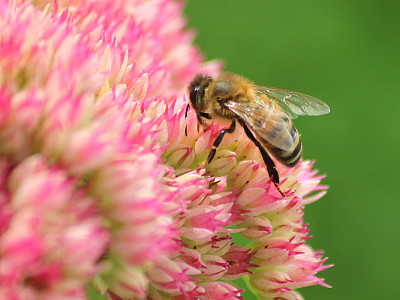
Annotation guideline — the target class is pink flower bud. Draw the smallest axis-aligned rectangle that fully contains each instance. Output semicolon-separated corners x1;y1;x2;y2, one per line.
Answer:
239;216;273;242
199;281;242;300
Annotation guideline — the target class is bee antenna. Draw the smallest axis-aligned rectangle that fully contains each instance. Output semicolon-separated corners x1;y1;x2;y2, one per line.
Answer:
185;104;190;118
184;104;190;136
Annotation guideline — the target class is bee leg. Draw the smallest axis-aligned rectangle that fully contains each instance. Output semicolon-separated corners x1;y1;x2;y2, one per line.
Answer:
202;121;236;169
196;114;203;132
196;112;212;132
239;121;285;197
199;112;212;120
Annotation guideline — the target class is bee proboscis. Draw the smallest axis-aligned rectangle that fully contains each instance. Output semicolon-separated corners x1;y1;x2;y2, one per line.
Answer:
187;72;330;197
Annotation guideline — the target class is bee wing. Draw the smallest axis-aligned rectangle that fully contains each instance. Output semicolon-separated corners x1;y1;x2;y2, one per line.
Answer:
224;99;295;151
254;85;330;119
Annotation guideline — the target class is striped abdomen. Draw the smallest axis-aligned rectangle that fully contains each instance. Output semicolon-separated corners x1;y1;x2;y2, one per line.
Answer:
258;119;302;167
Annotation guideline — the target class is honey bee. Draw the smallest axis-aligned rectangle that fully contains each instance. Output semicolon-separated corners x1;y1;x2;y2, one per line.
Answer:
187;72;330;197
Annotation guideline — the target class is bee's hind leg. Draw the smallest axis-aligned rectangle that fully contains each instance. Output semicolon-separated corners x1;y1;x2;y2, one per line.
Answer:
201;121;236;169
239;120;285;197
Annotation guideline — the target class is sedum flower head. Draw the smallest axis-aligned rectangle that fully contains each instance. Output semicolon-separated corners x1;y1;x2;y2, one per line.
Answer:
0;1;331;299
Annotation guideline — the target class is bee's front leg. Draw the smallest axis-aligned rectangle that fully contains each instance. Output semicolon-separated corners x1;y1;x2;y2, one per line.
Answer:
196;112;212;132
199;121;236;170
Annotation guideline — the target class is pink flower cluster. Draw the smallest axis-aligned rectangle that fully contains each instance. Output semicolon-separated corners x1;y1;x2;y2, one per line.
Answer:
0;1;331;299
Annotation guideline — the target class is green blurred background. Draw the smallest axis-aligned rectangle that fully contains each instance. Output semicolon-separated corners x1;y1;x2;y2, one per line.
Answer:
185;1;400;299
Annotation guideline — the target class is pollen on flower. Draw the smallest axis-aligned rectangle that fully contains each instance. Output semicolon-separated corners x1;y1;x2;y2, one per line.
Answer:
0;0;330;299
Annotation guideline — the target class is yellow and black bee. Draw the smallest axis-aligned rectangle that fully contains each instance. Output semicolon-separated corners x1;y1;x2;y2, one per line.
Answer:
187;72;330;196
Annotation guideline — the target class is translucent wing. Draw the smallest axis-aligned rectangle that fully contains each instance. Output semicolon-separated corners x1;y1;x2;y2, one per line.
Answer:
254;86;330;119
224;99;295;151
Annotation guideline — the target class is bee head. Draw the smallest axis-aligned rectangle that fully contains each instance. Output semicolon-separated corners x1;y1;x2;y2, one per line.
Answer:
189;74;212;111
212;74;247;102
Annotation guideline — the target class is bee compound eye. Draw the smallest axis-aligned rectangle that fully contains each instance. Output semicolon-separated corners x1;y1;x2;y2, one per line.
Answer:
189;85;200;106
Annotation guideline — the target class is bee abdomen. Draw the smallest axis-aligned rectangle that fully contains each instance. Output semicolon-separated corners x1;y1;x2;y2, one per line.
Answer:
270;139;302;167
266;122;302;167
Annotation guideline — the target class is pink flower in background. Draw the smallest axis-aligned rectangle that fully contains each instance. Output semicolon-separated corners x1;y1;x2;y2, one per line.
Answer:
0;1;331;299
